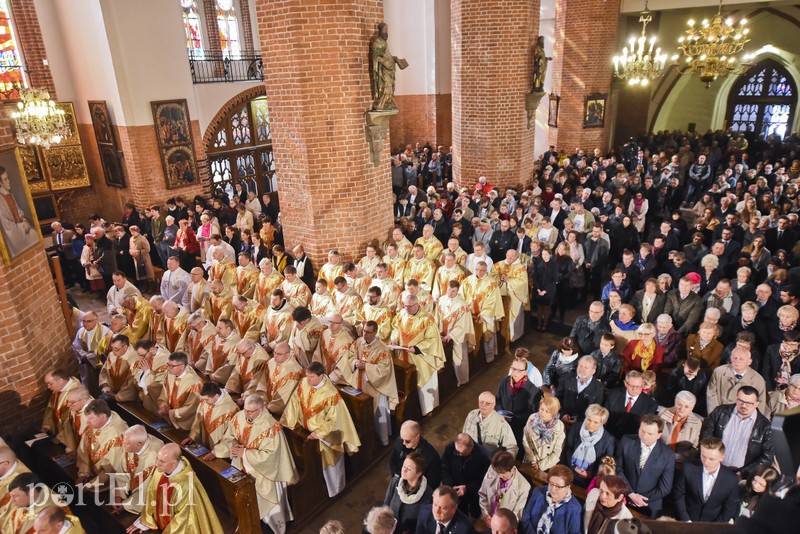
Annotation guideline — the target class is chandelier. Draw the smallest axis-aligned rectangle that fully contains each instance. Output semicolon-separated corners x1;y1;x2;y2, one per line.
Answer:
674;0;753;87
612;4;667;86
10;88;72;149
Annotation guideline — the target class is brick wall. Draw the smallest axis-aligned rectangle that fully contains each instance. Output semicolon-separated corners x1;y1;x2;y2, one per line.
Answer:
254;0;393;268
547;0;620;152
239;0;255;53
390;93;454;151
10;0;56;97
451;0;538;192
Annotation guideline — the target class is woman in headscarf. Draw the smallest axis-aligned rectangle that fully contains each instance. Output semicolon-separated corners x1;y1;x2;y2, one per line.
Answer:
583;475;632;534
562;404;616;488
519;465;582;534
522;395;565;473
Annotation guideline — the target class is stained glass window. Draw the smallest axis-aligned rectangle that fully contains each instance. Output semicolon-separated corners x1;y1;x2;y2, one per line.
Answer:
217;0;240;56
727;59;797;140
230;106;251;146
181;0;204;56
0;0;26;100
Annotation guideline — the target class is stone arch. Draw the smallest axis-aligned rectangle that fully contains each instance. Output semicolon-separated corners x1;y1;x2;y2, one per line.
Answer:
202;84;267;151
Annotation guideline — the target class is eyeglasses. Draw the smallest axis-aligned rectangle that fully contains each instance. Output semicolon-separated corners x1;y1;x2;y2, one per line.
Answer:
548;481;568;489
167;363;185;368
736;398;756;407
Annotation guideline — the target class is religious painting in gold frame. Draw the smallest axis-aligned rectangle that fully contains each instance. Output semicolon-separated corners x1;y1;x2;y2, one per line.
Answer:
0;145;43;266
41;145;92;191
151;99;199;189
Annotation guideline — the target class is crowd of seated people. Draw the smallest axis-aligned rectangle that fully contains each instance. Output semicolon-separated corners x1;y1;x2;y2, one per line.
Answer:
6;129;800;533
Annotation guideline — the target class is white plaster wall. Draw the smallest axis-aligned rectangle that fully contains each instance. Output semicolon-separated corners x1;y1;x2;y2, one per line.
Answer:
192;80;263;134
434;0;451;94
653;7;800;134
534;0;556;158
384;0;437;96
100;0;197;126
37;0;124;126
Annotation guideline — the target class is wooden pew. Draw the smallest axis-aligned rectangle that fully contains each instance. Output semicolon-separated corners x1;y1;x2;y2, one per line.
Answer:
338;387;381;480
22;438;134;534
438;339;460;404
114;401;260;534
283;427;329;531
469;343;488;379
392;355;422;428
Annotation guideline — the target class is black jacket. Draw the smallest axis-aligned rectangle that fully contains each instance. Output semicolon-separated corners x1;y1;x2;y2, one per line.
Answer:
389;437;442;489
570;315;611;355
760;344;800;391
440;442;491;515
556;375;604;419
496;376;542;443
604;387;659;439
673;459;740;523
590;349;622;388
561;423;616;487
701;404;775;477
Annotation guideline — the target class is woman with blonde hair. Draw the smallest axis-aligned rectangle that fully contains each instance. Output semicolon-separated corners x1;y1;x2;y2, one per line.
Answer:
363;506;396;534
622;323;664;373
700;253;722;294
522;395;565;472
563;404;615;487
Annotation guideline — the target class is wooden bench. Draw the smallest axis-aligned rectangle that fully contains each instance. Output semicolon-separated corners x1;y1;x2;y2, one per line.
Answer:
283;426;329;531
392;355;422;429
115;401;260;534
438;339;460;404
338;387;381;480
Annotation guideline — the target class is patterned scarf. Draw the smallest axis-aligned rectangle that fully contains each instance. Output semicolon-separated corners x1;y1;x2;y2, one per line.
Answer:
536;490;572;534
509;375;528;394
531;413;559;444
490;473;513;516
571;423;603;472
633;340;656;371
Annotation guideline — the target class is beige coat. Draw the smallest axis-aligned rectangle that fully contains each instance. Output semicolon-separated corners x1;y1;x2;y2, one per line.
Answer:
522;416;565;471
129;233;155;280
658;407;703;450
478;467;531;520
707;365;767;415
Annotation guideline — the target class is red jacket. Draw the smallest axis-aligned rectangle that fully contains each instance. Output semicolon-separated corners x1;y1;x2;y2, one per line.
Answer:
622;339;664;374
175;227;199;254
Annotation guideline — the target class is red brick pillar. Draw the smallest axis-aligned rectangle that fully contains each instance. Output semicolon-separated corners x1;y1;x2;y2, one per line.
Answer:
254;0;393;266
239;0;255;54
548;0;620;152
451;0;539;192
202;0;223;54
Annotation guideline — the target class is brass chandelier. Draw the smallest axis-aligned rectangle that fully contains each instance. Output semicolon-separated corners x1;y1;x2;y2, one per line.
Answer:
10;87;71;149
674;0;753;87
613;4;667;86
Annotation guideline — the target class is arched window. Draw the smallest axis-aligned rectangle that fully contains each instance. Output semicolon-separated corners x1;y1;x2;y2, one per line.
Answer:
207;96;274;198
0;0;27;100
727;59;797;140
181;0;204;56
216;0;240;56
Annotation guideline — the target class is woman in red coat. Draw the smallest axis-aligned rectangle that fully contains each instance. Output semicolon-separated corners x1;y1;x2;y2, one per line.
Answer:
622;322;665;373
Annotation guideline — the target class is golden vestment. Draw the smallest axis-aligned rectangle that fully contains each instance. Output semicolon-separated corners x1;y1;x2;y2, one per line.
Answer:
492;259;530;342
358;255;381;278
73;324;110;367
318;262;344;292
2;487;71;534
160;306;189;353
257;357;304;417
310;291;336;319
126;296;155;343
460;274;504;339
382;254;407;284
346;273;373;300
189;390;239;448
370;275;403;311
282;278;312;309
186;320;216;367
226;344;269;397
438;247;468;267
0;460;31;521
97;326;136;360
77;412;128;489
121;436;165;514
289;316;324;368
209;259;237;290
432;264;467;301
185;278;210;314
405;256;436;290
158;367;203;431
394;237;413;260
42;377;81;437
345;337;399;409
415;236;444;263
133;347;171;413
232;299;266;341
99;346;140;401
357;302;394;344
58;401;93;455
255;271;285;307
437;294;476;347
235;264;260;298
319;329;355;379
200;332;241;385
282;378;361;469
263;302;295;348
390;309;446;389
332;287;363;327
214;411;299;519
204;288;233;323
136;458;223;533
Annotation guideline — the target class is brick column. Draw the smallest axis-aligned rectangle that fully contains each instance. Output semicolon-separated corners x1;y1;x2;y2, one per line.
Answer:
548;0;620;152
238;0;255;54
451;0;538;192
254;0;393;266
202;0;223;54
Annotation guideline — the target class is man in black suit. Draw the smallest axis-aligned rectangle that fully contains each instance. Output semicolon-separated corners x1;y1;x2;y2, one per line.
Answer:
673;437;740;523
291;244;315;289
569;301;610;355
407;185;428;208
416;486;477;534
604;370;659;439
390;420;442;489
615;414;675;517
546;198;568;230
556;355;604;423
765;215;797;252
754;283;778;325
440;433;491;518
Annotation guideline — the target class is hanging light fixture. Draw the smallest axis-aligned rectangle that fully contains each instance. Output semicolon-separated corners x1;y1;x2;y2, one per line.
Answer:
10;87;72;149
613;2;668;86
673;0;754;88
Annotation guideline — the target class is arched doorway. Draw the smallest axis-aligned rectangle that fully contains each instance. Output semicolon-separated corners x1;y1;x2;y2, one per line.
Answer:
726;58;797;140
206;94;275;199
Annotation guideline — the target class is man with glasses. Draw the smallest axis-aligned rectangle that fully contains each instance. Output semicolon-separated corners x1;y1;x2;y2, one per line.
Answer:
604;370;658;439
72;311;109;391
99;334;139;402
185;312;216;369
701;385;775;478
390;420;442;490
390;293;445;416
60;386;94;460
157;351;202;431
615;414;675;517
707;347;767;414
462;392;518;459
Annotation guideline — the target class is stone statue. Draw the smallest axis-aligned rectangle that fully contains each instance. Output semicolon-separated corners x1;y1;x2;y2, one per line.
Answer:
532;36;551;93
370;22;408;111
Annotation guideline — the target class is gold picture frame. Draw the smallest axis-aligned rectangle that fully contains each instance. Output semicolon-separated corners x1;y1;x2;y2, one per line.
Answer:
0;145;43;266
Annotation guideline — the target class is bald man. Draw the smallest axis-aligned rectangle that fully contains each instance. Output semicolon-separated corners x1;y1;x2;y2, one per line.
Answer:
462;392;518;458
204;279;233;323
60;386;94;458
256;342;303;417
319;314;354;384
225;339;269;403
128;444;222;533
415;224;444;264
33;506;85;533
183;266;210;314
0;446;32;520
159;301;189;353
389;420;442;489
116;425;164;515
